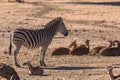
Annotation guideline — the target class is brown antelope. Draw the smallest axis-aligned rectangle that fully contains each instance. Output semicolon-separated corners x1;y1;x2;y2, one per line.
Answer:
100;40;120;56
51;47;71;55
69;39;90;48
71;39;90;55
23;61;44;75
51;39;78;55
90;40;113;55
68;39;77;51
0;63;20;80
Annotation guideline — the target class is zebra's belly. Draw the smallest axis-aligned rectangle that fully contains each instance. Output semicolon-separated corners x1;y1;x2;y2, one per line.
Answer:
23;44;41;49
23;42;51;49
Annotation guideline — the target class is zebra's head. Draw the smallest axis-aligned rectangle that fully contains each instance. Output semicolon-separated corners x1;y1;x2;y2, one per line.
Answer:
57;17;68;36
44;17;68;36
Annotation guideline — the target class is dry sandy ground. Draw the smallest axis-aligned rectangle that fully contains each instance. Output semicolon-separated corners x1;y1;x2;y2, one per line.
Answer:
0;0;120;80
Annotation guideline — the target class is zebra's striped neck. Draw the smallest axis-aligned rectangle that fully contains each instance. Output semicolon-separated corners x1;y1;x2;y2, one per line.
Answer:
44;18;60;36
44;26;58;36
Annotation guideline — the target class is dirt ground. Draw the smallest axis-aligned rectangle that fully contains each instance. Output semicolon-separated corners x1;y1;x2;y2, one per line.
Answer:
0;0;120;80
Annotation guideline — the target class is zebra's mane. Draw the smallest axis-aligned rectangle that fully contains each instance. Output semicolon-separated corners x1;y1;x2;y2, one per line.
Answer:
44;17;63;29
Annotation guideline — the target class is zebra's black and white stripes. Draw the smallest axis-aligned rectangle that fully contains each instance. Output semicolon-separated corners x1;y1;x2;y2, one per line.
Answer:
9;17;68;67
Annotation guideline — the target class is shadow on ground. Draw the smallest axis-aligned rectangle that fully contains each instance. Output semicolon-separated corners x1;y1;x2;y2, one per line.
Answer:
7;0;120;6
61;1;120;6
43;66;104;70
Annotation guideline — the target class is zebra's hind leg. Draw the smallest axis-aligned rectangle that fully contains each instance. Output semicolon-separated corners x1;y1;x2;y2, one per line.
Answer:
40;46;48;66
14;47;21;67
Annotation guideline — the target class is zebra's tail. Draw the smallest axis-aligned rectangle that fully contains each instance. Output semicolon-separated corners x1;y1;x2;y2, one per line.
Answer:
9;34;12;55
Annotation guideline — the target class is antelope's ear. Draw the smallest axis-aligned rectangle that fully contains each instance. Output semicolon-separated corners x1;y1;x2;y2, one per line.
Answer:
57;17;63;22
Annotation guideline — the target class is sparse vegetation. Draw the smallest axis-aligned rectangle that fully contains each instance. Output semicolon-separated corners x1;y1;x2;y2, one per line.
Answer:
0;0;120;80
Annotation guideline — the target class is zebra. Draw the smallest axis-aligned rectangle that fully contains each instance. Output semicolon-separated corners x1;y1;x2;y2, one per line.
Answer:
9;17;68;67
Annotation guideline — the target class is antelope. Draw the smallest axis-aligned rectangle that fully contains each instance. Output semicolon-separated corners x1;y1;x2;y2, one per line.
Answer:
100;40;120;56
23;61;44;75
71;39;90;55
0;63;20;80
10;74;20;80
90;40;113;55
68;39;77;51
51;47;71;55
106;66;120;80
51;39;77;55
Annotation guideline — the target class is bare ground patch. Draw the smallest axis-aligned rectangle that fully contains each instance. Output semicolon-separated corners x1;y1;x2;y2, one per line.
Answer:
0;0;120;80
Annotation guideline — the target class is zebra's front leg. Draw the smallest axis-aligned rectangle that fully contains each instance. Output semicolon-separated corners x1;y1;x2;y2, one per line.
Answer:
40;46;48;66
14;48;21;67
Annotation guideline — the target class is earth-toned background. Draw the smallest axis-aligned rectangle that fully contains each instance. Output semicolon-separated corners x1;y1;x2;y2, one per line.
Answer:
0;0;120;80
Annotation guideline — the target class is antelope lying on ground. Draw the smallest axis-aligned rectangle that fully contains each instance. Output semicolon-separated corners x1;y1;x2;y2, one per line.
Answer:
51;39;77;55
0;63;20;80
106;66;120;80
23;61;44;75
100;40;120;56
90;40;113;55
71;39;90;55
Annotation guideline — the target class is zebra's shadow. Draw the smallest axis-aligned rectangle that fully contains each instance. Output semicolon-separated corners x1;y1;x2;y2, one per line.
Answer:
43;66;104;70
61;1;120;6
